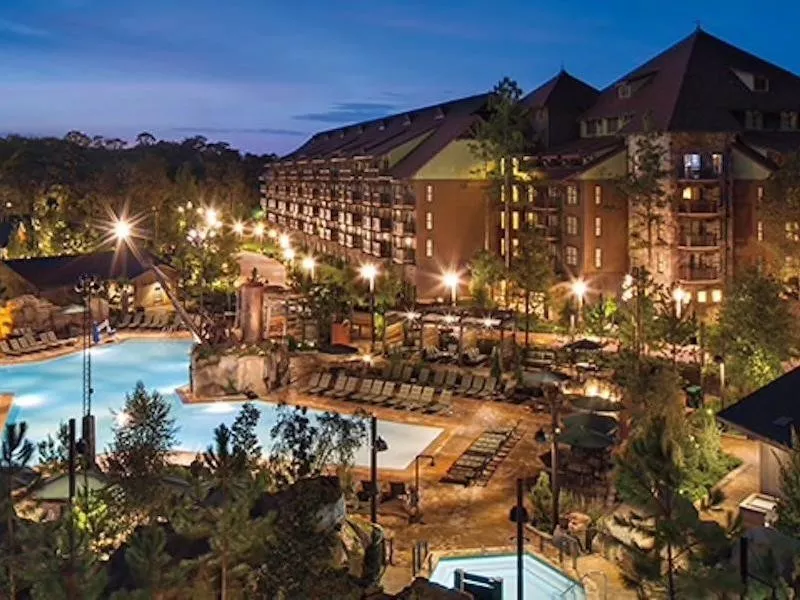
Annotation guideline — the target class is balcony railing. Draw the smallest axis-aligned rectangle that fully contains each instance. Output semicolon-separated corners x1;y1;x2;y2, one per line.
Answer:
678;233;722;248
393;221;416;236
677;201;722;215
679;266;721;282
677;166;723;181
393;248;416;264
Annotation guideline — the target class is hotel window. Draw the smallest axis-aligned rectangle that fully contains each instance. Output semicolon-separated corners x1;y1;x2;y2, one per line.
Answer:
594;185;602;205
500;238;506;256
425;238;433;257
781;111;799;131
697;290;708;304
425;211;433;231
594;248;603;269
528;186;536;203
786;221;799;242
606;117;620;134
512;211;520;230
757;221;764;241
711;289;723;303
566;185;578;206
565;245;578;266
594;217;602;237
512;185;520;203
527;212;536;225
657;252;666;274
711;153;723;176
500;211;506;230
566;216;579;236
745;110;763;130
425;184;433;203
757;186;764;205
512;238;520;253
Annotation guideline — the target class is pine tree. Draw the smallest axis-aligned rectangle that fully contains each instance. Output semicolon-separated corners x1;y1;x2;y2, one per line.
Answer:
777;433;800;539
0;422;33;600
510;224;554;347
468;249;505;309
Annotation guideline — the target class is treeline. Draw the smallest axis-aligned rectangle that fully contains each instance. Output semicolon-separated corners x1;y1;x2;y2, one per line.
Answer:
0;131;276;257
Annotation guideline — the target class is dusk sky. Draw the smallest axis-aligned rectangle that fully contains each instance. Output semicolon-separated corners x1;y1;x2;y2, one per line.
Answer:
3;0;800;155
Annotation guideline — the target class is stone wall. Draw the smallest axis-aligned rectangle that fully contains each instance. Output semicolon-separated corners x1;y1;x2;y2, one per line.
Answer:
191;344;290;398
4;295;85;335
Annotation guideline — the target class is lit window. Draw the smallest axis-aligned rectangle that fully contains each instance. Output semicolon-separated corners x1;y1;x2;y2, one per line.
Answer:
566;186;578;206
594;217;602;237
757;221;764;241
425;211;433;230
500;238;506;256
512;211;520;230
594;247;603;269
786;221;799;242
500;211;506;229
711;289;722;303
526;212;536;225
682;187;694;200
425;238;433;257
657;253;666;273
757;186;764;204
501;186;506;203
565;245;578;266
512;238;519;253
528;186;535;203
697;290;708;303
711;153;723;176
594;185;602;205
566;216;578;236
426;185;433;203
512;185;520;203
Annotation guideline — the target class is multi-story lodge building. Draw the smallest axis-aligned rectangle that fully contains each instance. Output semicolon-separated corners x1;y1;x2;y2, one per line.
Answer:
263;29;800;305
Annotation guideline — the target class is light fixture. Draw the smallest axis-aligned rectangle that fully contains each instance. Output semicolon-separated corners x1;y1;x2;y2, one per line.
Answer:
279;233;291;249
283;248;296;261
113;219;132;242
253;223;265;238
233;221;245;235
205;208;219;227
571;278;587;300
360;263;378;287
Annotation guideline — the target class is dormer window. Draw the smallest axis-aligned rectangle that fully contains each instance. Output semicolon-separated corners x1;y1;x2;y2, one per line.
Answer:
617;83;631;99
754;75;769;92
781;111;798;130
745;110;763;130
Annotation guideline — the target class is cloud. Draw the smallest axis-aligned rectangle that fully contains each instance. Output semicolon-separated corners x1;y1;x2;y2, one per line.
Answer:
0;19;49;38
293;101;401;124
171;127;310;137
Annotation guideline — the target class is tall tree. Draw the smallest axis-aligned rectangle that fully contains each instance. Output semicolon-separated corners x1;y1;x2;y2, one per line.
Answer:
616;267;662;358
776;432;800;540
616;124;671;276
762;151;800;297
105;382;179;521
510;223;554;346
615;417;741;599
712;269;795;397
470;77;533;270
0;422;33;599
468;249;505;309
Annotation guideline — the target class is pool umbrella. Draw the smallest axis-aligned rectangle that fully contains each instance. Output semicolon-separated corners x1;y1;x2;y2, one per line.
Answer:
562;339;604;352
562;412;618;436
557;426;614;450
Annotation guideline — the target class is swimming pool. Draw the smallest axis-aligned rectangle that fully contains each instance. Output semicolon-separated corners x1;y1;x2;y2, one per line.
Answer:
430;553;585;599
0;339;443;470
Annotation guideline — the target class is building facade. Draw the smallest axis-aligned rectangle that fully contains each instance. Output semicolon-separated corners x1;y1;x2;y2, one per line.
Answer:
263;29;800;305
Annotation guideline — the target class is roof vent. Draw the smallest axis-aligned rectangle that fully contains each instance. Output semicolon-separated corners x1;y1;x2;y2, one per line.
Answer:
434;106;445;120
774;416;794;427
402;114;412;126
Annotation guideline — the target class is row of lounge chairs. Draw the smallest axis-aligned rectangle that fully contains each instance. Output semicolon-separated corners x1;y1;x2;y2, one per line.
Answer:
114;311;181;332
0;329;76;357
422;345;489;366
302;372;453;415
441;426;521;487
378;361;517;401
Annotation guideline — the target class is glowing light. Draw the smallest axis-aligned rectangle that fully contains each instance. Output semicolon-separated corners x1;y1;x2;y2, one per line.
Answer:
443;314;456;325
571;278;588;299
253;223;265;238
443;272;459;290
482;317;498;329
113;219;132;241
233;221;245;235
362;354;373;365
360;263;378;283
672;287;688;303
205;208;219;227
405;311;421;322
279;233;291;249
302;256;316;272
283;248;296;261
268;229;278;239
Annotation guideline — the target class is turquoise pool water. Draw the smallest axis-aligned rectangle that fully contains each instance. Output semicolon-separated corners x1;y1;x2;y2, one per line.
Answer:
0;339;442;470
430;553;585;599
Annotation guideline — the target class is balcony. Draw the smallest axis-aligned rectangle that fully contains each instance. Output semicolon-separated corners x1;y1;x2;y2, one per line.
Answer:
393;248;416;264
678;233;722;249
395;193;416;208
677;201;722;216
679;266;722;283
393;221;416;236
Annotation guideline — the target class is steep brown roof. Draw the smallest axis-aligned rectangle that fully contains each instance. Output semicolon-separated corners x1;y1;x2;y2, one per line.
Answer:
584;28;800;133
523;70;598;110
283;94;489;165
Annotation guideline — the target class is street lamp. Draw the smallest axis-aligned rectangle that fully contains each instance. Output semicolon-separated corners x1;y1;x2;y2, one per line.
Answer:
205;207;219;228
301;256;316;281
443;271;459;307
279;233;291;249
232;221;245;236
360;263;379;352
410;454;435;523
113;219;131;242
370;415;389;525
283;247;296;262
672;286;688;318
253;222;265;239
571;278;587;330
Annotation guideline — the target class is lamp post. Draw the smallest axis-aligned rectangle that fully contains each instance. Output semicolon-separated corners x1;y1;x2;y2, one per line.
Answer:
361;263;378;353
302;256;316;282
443;271;459;307
410;454;435;523
370;415;388;525
279;233;291;250
507;478;530;600
232;221;245;237
283;247;296;263
571;278;587;330
672;286;688;318
715;355;726;407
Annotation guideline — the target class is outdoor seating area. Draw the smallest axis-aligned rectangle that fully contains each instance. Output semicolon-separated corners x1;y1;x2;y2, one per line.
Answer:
113;310;186;333
0;327;77;357
441;425;523;486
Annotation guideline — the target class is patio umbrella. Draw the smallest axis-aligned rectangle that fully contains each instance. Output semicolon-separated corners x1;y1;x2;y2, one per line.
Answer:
562;412;618;437
557;426;614;450
562;339;604;352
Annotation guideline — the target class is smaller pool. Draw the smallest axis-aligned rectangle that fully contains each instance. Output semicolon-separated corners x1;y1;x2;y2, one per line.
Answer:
430;553;585;599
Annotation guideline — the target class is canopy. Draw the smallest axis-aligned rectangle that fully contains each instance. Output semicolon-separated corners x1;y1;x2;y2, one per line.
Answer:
557;426;615;450
563;412;618;436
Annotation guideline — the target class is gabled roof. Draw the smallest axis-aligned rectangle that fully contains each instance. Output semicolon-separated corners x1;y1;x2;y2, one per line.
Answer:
282;94;489;164
583;28;800;133
523;70;599;111
718;367;800;449
1;246;169;290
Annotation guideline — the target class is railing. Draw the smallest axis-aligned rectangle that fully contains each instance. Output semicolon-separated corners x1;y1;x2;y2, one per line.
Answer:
677;166;723;180
678;233;721;248
392;221;415;236
677;201;722;214
679;266;721;281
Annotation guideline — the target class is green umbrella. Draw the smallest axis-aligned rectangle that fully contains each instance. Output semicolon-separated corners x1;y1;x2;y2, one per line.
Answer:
563;412;618;436
557;426;614;450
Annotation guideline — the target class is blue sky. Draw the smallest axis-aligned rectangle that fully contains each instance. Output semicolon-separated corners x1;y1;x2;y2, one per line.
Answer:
2;0;800;154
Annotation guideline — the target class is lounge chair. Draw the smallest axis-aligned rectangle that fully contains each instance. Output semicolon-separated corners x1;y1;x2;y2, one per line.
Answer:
431;369;446;390
9;338;28;354
443;370;459;389
424;389;453;415
38;332;61;349
456;374;473;396
384;383;411;407
137;313;155;329
466;376;485;397
399;364;413;382
370;381;395;405
116;313;133;329
350;378;374;402
322;374;346;396
22;334;46;352
0;340;20;356
154;313;171;330
413;387;435;411
401;385;423;409
463;347;488;366
46;331;75;346
15;338;39;354
478;377;498;399
308;372;332;395
302;372;322;393
416;367;431;386
332;376;359;399
497;378;517;399
127;312;145;329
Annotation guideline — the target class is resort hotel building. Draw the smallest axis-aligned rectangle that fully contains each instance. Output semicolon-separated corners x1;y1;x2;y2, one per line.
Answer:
262;29;800;305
